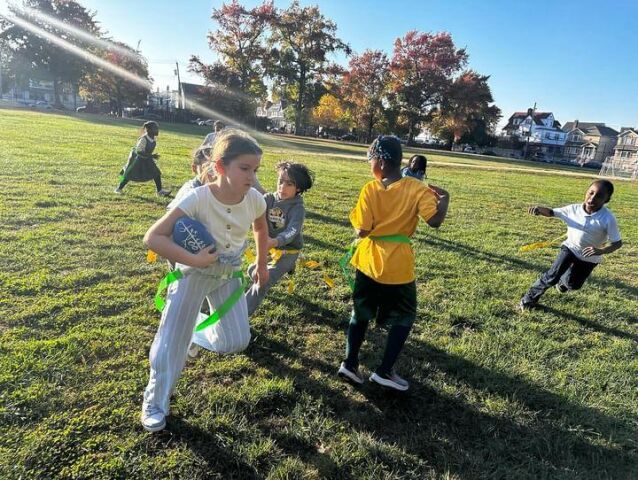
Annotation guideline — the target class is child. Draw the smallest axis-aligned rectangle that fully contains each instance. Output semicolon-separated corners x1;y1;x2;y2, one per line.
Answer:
519;180;622;311
202;120;225;148
115;121;171;196
338;136;449;391
245;161;314;316
401;154;427;180
140;130;270;432
167;146;213;209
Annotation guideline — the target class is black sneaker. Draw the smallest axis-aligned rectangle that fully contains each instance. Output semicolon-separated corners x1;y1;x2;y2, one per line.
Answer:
337;362;364;384
555;283;568;293
519;300;535;313
157;188;172;197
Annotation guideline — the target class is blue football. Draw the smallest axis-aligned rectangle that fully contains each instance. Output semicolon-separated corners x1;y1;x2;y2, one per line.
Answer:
173;216;216;254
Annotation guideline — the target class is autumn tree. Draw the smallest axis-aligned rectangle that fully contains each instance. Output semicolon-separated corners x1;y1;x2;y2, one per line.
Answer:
79;42;150;116
189;0;273;120
430;70;501;145
342;50;390;142
390;31;467;142
0;0;101;107
312;93;352;131
266;0;350;134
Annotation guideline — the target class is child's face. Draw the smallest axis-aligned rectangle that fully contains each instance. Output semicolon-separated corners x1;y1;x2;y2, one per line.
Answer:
409;158;419;171
583;183;610;214
219;154;260;195
277;171;299;200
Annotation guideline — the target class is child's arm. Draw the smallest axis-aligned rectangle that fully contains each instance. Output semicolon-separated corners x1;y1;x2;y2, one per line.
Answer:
143;208;218;268
582;240;622;258
426;184;450;228
272;206;305;248
528;206;554;217
252;213;270;287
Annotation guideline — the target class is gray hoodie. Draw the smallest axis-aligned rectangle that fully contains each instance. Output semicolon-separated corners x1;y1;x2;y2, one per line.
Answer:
265;193;305;250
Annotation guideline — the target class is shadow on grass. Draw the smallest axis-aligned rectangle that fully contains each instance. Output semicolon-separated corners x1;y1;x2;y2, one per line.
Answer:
246;327;636;478
419;234;638;300
159;416;260;479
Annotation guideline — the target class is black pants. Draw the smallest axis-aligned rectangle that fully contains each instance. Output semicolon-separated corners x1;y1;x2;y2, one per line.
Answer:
117;175;162;191
522;246;597;306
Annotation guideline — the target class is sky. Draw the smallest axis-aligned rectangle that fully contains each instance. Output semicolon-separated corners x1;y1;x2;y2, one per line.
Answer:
77;0;638;130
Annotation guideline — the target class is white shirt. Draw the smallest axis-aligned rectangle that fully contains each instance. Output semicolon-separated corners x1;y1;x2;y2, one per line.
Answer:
202;132;217;147
176;185;266;257
553;204;621;264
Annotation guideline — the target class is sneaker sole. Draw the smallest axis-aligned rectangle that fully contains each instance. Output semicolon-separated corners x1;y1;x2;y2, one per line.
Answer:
337;366;364;385
369;373;409;391
141;418;166;433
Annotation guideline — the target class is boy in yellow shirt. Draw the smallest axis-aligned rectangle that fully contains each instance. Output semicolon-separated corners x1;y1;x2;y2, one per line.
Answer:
338;136;449;391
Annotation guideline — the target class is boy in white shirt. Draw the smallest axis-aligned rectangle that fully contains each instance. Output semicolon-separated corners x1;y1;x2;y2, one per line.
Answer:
520;180;622;311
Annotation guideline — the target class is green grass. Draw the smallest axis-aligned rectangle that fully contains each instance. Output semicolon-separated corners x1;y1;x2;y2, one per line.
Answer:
0;108;636;479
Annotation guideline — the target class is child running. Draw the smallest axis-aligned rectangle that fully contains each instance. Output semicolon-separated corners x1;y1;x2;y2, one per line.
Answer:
338;136;449;391
519;180;622;311
245;161;314;316
140;130;269;432
401;154;427;180
115;121;171;196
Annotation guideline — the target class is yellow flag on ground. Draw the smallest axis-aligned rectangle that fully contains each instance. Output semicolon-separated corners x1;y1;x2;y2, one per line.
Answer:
519;234;566;253
147;250;158;263
245;249;256;263
287;278;295;294
323;274;335;289
304;260;320;269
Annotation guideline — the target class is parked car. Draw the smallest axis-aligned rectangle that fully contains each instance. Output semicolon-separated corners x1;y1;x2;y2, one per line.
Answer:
198;119;214;126
339;133;357;142
463;146;476;153
33;100;52;110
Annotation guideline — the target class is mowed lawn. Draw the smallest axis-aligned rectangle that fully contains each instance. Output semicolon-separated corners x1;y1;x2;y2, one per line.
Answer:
0;109;636;480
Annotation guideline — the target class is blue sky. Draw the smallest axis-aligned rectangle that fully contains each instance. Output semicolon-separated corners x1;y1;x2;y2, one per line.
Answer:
79;0;638;130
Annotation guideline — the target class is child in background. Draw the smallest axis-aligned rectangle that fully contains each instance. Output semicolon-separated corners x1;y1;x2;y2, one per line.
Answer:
338;136;449;391
520;180;622;311
115;121;171;196
401;154;427;180
167;146;213;209
245;161;314;316
141;130;270;433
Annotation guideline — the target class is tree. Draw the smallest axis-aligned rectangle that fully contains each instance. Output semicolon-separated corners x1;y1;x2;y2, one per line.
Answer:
189;0;273;120
78;42;150;116
312;93;351;131
0;0;101;106
390;31;467;142
430;70;501;144
267;0;350;134
342;50;390;142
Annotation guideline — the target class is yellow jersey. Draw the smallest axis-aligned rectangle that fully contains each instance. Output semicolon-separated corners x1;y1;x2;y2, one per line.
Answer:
349;177;438;284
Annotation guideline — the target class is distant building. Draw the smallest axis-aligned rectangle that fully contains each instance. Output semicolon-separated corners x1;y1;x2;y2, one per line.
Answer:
147;85;180;111
562;120;618;165
502;108;566;156
1;78;85;110
607;127;638;176
256;100;287;130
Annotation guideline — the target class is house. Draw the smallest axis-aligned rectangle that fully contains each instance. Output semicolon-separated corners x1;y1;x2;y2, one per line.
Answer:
603;128;638;178
502;108;566;157
147;85;181;111
1;78;86;110
256;100;287;130
562;120;618;166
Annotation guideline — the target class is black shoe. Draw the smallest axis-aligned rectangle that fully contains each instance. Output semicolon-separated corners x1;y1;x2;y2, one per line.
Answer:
519;300;535;313
555;283;568;293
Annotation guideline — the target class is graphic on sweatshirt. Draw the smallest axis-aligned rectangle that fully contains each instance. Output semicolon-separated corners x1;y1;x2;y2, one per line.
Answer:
268;207;285;229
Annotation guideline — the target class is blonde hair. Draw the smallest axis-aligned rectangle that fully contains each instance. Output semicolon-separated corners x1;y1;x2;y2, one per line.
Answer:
211;129;262;166
198;161;217;185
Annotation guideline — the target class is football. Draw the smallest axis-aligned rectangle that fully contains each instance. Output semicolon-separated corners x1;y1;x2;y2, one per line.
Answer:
173;216;216;254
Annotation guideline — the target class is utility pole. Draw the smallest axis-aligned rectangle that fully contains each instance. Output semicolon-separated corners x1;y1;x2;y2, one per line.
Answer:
175;61;184;110
523;101;536;159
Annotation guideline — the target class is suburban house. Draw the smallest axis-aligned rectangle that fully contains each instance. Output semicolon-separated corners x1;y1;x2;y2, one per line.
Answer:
1;78;86;110
562;121;618;166
147;85;181;111
502;109;566;157
256;100;287;130
603;127;638;178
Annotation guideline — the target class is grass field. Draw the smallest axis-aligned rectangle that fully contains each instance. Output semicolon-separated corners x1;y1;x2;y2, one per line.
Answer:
0;108;636;479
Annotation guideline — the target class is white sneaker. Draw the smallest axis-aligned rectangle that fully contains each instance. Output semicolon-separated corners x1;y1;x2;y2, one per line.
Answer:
187;343;200;359
370;371;409;391
337;362;364;384
140;407;166;432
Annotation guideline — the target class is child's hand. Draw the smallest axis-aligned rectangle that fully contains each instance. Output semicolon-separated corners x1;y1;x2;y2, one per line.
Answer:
428;184;448;198
582;246;602;257
191;248;218;268
252;264;269;288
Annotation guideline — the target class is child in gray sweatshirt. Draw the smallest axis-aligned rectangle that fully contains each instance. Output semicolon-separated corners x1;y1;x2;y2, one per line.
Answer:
246;162;314;315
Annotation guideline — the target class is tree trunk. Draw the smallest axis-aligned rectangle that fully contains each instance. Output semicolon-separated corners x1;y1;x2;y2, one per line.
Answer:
295;71;305;136
366;113;374;144
53;78;62;107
